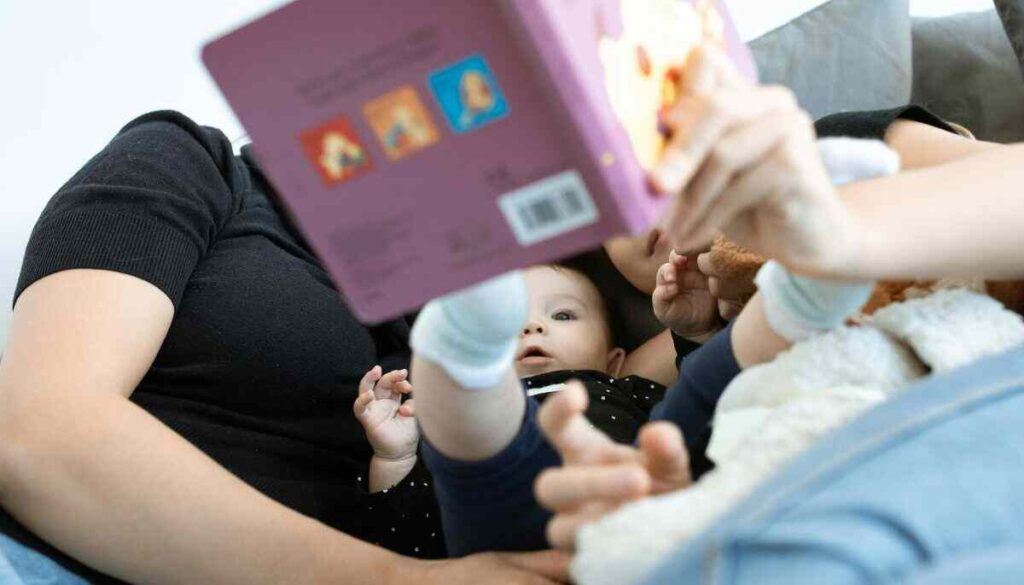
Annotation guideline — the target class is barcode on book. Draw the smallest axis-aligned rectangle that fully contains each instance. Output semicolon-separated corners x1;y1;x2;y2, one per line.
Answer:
498;170;598;246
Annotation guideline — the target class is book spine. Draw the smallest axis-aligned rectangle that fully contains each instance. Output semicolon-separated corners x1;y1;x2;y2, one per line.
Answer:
497;0;650;235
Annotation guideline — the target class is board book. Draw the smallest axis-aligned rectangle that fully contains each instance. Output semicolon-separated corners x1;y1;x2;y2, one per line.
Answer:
203;0;756;322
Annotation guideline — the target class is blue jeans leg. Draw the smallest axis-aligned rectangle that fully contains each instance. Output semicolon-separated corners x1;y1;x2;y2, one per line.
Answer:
642;347;1024;585
0;532;89;585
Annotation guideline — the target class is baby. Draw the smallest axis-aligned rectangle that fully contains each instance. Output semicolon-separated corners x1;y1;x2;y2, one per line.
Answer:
354;252;717;557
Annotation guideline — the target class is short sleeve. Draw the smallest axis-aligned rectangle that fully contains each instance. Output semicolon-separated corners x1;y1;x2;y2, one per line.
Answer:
815;105;957;140
14;111;247;309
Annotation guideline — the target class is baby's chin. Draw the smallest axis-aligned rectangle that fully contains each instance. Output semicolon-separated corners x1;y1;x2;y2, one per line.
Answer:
515;359;608;379
514;360;561;379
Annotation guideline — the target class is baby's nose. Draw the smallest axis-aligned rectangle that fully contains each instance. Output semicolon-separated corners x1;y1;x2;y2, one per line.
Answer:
522;321;545;335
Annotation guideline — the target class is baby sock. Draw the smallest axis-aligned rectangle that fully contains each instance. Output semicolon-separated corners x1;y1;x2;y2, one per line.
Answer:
755;137;900;342
410;271;529;389
755;261;874;341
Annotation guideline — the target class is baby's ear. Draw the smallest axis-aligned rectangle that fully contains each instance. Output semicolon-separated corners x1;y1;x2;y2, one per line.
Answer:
606;347;627;378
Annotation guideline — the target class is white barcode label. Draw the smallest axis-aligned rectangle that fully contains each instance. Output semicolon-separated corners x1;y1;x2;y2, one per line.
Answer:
498;170;599;246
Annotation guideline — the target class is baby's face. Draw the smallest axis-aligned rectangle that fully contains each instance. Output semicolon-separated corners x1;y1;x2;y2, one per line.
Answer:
515;266;622;378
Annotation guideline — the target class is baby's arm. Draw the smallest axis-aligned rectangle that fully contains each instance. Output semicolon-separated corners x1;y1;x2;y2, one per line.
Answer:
353;366;418;492
410;272;530;462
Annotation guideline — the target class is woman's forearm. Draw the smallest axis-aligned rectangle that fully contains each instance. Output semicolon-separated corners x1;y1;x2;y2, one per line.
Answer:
0;389;406;585
837;143;1024;281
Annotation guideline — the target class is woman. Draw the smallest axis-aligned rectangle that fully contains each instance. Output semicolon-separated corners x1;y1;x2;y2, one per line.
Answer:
0;112;566;584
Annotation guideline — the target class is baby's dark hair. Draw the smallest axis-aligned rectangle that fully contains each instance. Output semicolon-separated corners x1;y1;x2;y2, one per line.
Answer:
551;252;624;348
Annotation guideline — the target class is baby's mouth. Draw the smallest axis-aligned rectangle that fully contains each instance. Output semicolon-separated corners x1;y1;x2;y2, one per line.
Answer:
517;346;553;364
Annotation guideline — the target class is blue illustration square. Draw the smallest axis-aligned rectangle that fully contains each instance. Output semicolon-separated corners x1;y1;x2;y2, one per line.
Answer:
428;54;509;133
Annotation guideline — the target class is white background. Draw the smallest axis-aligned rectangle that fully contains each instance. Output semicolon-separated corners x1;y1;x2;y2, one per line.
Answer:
0;0;998;350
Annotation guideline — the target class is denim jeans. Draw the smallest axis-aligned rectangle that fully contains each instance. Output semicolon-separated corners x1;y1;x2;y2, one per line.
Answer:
0;532;88;585
643;346;1024;584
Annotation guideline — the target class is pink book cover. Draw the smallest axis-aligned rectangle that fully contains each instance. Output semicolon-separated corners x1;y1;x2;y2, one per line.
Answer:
202;0;756;323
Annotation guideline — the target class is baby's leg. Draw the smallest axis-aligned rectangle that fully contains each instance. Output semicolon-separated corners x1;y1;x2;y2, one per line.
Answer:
410;273;559;554
419;395;559;555
411;271;531;460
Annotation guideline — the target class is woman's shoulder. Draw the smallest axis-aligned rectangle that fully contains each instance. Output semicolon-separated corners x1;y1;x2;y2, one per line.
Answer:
49;110;252;214
100;110;245;188
15;111;253;308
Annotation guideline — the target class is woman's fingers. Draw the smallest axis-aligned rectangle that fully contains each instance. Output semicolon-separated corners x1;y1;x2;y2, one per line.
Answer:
670;45;748;142
690;140;806;252
654;85;798;198
673;107;805;244
636;422;692;494
490;550;571;583
544;501;620;551
680;44;745;96
534;463;649;512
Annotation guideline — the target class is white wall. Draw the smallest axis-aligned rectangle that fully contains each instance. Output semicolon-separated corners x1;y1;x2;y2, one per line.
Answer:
0;0;289;351
0;0;1000;352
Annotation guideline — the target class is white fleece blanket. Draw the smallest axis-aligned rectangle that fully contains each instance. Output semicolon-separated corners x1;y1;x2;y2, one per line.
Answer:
572;289;1024;585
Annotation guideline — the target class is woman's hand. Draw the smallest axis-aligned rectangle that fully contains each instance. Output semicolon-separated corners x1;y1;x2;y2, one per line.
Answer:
533;383;691;550
418;550;571;584
653;46;856;276
354;366;418;461
652;249;719;338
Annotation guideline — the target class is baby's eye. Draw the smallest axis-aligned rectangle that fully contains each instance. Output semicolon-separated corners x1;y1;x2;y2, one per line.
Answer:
552;310;577;321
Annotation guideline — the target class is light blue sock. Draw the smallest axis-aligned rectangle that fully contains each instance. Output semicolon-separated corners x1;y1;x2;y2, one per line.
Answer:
755;260;874;341
410;271;529;389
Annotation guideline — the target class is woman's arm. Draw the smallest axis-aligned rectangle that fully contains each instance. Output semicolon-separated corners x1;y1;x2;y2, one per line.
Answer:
0;269;408;584
884;118;999;170
839;141;1024;281
620;330;677;386
0;270;568;584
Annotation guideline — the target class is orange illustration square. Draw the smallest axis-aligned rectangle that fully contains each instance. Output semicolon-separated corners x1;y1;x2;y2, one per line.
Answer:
299;116;374;186
363;86;440;161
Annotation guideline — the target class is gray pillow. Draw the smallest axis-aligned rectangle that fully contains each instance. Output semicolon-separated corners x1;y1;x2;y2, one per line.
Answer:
995;0;1024;77
911;9;1024;143
748;0;912;120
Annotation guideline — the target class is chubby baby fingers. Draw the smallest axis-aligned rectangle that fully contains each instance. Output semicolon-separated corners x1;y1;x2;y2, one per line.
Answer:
535;463;649;514
398;398;416;417
352;387;375;417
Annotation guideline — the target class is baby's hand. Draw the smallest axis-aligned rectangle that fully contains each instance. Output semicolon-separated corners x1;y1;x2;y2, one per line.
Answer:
653;249;720;339
354;366;418;461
